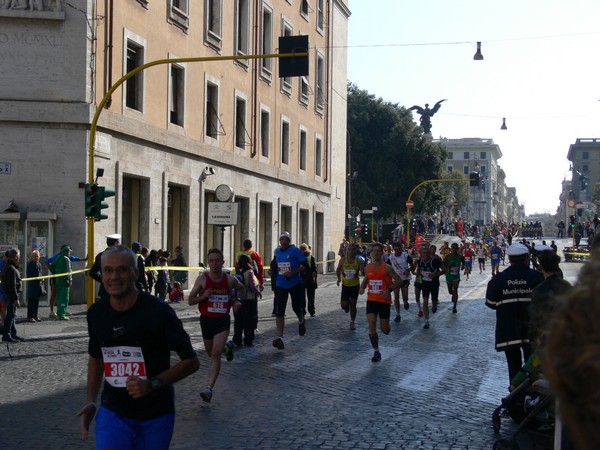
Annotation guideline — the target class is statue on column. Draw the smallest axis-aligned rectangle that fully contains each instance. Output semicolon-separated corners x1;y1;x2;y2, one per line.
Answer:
409;99;447;135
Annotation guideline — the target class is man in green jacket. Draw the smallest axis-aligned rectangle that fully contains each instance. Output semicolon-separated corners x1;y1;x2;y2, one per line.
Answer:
51;245;73;320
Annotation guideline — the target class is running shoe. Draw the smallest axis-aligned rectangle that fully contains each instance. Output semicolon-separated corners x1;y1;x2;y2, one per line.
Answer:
371;351;382;362
394;315;401;323
403;300;409;310
418;309;424;318
350;321;356;330
49;311;57;319
272;337;285;350
423;321;430;329
298;319;306;336
432;301;438;313
200;386;213;403
224;340;234;362
57;315;70;321
452;306;458;314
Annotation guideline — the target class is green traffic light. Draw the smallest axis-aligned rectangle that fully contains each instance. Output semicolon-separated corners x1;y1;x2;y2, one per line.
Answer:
85;183;97;218
93;185;116;221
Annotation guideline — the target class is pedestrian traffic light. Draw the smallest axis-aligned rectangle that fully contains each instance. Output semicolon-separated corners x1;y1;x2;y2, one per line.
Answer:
84;183;97;218
93;185;116;221
469;172;480;187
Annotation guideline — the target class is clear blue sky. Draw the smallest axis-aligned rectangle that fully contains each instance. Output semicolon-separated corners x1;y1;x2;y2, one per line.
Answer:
347;0;600;215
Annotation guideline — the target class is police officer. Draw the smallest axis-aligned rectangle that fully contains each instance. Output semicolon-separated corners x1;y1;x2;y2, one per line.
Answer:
485;243;544;383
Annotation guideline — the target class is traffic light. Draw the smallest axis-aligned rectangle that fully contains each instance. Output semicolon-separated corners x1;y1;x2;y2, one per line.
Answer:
278;35;309;78
469;172;480;187
569;215;576;229
355;224;362;236
85;183;97;218
93;185;116;221
363;221;369;237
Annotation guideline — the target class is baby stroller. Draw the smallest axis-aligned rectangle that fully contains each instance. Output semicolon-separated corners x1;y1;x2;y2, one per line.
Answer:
491;375;555;450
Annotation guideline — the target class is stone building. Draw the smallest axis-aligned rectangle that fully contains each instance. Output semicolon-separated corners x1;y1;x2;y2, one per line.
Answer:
0;0;350;303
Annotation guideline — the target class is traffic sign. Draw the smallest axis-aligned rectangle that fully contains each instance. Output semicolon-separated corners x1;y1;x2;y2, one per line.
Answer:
406;200;414;209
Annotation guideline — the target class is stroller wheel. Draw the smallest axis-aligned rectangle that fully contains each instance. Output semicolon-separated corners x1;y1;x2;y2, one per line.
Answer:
493;439;519;450
492;410;501;434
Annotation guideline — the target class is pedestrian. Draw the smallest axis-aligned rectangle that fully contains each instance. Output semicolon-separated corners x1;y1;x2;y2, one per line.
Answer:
2;248;24;342
336;243;364;331
387;242;415;323
132;242;149;292
299;243;318;317
485;243;544;383
234;239;265;292
0;251;8;335
415;244;443;329
89;233;121;302
46;246;86;317
171;245;187;286
145;248;158;293
271;232;308;350
77;245;199;449
26;250;44;322
359;242;402;361
442;243;464;314
49;245;73;320
154;257;172;301
188;248;244;403
168;281;184;303
232;254;261;347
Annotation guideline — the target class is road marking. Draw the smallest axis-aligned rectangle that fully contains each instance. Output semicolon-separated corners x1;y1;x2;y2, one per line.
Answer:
396;351;459;392
476;359;509;404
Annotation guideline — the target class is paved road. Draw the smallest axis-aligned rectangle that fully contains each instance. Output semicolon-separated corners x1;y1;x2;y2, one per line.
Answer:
0;238;582;449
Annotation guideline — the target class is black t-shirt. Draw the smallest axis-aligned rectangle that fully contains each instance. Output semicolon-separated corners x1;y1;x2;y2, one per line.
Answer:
87;291;196;419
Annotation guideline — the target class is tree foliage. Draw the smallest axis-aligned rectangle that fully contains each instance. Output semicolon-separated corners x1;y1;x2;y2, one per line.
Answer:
347;83;453;220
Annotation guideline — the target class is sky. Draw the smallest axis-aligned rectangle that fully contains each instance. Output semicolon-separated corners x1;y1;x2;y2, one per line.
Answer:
346;0;600;215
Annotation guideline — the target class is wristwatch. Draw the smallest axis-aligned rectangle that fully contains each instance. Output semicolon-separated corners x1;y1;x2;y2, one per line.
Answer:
148;377;163;391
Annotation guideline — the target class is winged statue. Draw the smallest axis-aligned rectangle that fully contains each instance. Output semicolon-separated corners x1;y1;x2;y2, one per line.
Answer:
409;99;447;134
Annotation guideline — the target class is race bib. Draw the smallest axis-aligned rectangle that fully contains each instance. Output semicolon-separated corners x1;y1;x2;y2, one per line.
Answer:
207;293;229;314
344;269;357;279
278;262;291;274
368;279;383;293
450;266;460;275
422;271;432;281
102;346;147;388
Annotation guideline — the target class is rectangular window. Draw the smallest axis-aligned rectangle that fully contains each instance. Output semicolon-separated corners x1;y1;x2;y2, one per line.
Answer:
481;165;486;174
299;127;307;171
316;0;324;31
447;151;453;159
583;151;589;160
315;52;325;114
235;96;247;148
447;165;453;173
583;164;589;173
205;0;222;50
260;4;273;80
300;0;310;18
463;165;469;175
169;0;189;29
280;19;293;95
480;151;487;160
315;136;322;176
205;82;219;139
235;0;250;59
169;64;185;126
125;41;144;111
463;152;470;159
260;108;270;157
281;119;290;165
299;76;310;106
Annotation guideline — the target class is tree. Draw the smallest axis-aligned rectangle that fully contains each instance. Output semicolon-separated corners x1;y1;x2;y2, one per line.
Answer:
347;83;448;221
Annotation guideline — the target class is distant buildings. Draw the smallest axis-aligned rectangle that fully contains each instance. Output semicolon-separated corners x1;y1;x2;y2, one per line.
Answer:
563;138;600;224
438;138;523;225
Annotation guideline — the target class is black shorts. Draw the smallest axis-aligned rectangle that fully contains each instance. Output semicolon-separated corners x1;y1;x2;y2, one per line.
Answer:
340;284;360;302
274;283;305;318
366;301;391;319
399;279;411;289
421;282;440;300
200;315;231;341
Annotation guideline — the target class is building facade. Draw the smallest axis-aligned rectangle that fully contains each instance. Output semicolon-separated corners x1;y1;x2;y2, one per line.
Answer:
0;0;350;303
439;138;522;226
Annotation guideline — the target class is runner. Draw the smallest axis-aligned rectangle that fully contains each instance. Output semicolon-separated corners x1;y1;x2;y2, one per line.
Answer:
490;241;502;276
188;248;245;403
359;243;402;362
429;244;443;314
414;245;443;329
477;243;487;274
442;243;465;314
387;242;415;323
336;243;364;330
463;243;475;280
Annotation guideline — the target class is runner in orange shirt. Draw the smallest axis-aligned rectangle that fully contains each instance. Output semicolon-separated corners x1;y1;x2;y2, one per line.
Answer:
359;243;402;362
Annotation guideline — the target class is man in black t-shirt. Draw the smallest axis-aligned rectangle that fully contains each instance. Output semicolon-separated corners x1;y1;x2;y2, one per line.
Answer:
78;245;199;449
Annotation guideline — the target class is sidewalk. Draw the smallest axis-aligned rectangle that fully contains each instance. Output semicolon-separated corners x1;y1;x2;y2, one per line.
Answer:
14;273;340;341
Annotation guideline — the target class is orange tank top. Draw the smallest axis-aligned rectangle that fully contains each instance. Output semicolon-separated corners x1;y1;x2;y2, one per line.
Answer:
366;262;392;304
